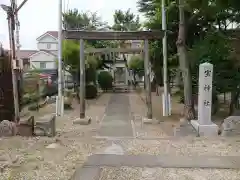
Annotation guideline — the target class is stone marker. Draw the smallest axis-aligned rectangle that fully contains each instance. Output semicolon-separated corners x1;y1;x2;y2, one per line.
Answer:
191;62;218;136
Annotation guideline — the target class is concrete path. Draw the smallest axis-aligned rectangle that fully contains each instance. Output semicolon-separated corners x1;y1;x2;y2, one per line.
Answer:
71;153;240;179
85;154;240;169
98;94;133;137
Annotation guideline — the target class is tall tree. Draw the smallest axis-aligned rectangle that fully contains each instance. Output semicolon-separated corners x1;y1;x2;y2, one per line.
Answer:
63;9;107;30
176;0;194;120
111;9;141;74
112;9;141;31
138;0;240;118
63;9;114;69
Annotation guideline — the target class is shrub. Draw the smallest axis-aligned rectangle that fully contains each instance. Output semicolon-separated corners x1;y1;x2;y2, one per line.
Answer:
22;93;40;105
86;84;97;99
28;101;45;111
97;71;113;91
86;67;97;84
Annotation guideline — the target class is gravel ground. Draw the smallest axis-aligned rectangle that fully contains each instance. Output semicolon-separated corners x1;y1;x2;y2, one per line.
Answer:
129;93;176;138
2;93;240;180
0;93;111;180
119;137;240;156
99;167;240;180
0;136;106;180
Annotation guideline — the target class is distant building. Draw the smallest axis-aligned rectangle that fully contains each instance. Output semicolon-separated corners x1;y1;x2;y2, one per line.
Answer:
18;31;58;70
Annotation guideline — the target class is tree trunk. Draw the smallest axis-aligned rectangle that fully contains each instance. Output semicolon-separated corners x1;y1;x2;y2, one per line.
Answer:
176;0;195;120
176;67;182;88
229;89;240;115
212;92;219;115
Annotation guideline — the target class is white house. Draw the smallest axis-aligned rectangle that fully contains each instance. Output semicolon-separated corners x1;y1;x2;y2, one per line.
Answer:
17;31;59;70
30;31;58;69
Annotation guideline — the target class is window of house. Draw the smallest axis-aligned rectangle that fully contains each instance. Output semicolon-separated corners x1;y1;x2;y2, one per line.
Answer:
47;43;51;49
40;62;46;69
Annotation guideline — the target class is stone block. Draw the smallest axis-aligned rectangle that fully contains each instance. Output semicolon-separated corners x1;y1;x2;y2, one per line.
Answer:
73;117;91;125
191;120;218;136
221;116;240;137
174;122;197;137
18;116;35;136
0;120;18;137
34;114;56;137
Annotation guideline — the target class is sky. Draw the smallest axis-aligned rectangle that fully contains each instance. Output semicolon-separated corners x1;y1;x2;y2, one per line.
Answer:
0;0;144;50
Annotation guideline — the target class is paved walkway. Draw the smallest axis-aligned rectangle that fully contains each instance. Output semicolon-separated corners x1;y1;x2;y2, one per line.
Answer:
85;154;240;169
98;94;133;137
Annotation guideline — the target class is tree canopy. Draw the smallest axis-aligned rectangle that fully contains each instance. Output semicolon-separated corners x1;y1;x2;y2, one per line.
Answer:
112;9;141;31
137;0;240;117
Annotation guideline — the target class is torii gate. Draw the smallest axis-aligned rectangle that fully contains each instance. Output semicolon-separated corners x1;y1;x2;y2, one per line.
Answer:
63;30;164;121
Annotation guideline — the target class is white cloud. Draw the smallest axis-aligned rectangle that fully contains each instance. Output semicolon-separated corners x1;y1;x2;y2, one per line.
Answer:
0;0;144;50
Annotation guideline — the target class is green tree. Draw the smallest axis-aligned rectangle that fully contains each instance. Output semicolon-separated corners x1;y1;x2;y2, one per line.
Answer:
111;9;142;79
138;0;179;87
128;55;144;83
190;31;240;115
62;40;98;85
112;9;141;31
138;0;240;118
63;9;115;70
62;40;80;72
63;9;107;30
176;0;194;120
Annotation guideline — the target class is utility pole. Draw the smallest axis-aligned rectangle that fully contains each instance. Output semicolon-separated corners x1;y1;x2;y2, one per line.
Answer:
7;1;20;122
1;0;29;122
15;0;21;68
15;0;23;112
162;0;170;116
56;0;63;116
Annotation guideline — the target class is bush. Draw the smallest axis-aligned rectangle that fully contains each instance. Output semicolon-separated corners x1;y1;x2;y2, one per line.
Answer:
28;101;45;111
86;84;97;99
86;67;97;84
97;71;113;91
22;93;40;106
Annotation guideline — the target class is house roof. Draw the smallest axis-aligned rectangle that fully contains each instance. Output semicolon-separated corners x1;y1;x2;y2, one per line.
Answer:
29;50;57;58
36;31;58;41
46;31;58;38
12;50;57;61
41;50;57;56
17;50;38;59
